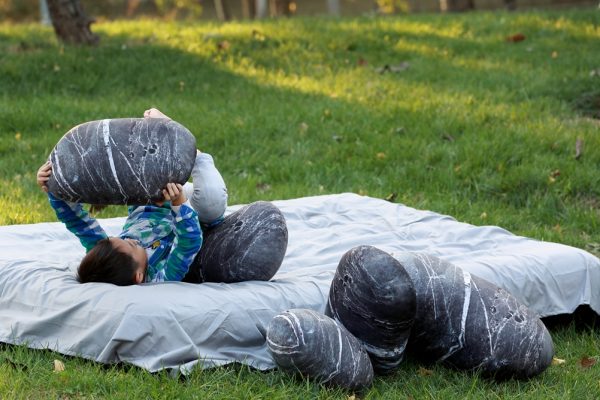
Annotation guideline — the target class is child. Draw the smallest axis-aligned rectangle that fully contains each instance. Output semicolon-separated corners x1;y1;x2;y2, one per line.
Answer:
36;108;228;285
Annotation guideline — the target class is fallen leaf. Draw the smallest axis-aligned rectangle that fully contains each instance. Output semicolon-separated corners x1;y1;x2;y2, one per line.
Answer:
590;69;600;77
553;224;562;233
480;212;487;219
252;29;266;41
506;33;526;42
7;42;27;54
256;183;271;193
347;395;356;400
217;40;230;51
575;138;584;160
385;193;397;202
54;359;65;372
418;366;434;376
357;57;368;67
552;357;566;365
376;152;386;160
375;62;410;74
551;51;558;59
299;122;309;133
14;132;21;141
390;62;410;72
580;356;597;369
586;243;600;256
550;169;561;178
441;133;455;142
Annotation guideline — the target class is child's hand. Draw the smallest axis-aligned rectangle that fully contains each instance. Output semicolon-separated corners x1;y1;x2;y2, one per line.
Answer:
143;108;171;120
37;161;52;192
162;183;186;206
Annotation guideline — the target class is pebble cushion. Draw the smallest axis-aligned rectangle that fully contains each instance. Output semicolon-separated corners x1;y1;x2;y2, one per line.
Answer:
47;118;196;205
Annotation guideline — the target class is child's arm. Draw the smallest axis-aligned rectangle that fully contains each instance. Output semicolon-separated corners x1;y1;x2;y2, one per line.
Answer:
37;161;108;252
48;194;108;252
158;183;202;281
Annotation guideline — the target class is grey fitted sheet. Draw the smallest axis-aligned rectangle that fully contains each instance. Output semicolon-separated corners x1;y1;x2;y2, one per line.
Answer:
1;193;598;373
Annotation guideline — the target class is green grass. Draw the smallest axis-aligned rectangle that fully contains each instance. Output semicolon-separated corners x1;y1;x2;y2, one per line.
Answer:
1;325;599;399
1;8;600;399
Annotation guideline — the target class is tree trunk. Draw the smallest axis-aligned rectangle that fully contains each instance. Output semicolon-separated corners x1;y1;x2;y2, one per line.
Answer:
256;0;268;18
126;0;142;17
270;0;291;17
439;0;475;12
327;0;340;16
214;0;231;21
39;0;51;25
46;0;99;45
504;0;517;10
241;0;257;18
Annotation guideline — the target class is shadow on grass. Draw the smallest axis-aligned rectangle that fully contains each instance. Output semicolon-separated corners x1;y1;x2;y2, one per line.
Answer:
0;25;494;202
197;14;600;106
543;305;600;332
0;13;598;214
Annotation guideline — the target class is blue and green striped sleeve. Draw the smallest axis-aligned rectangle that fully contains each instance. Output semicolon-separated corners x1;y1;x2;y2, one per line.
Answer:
47;193;107;252
161;203;202;281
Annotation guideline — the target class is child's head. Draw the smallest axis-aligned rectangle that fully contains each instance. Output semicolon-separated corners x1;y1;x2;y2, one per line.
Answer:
78;237;148;285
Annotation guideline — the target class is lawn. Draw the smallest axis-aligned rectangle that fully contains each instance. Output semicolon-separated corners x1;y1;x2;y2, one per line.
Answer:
1;8;600;399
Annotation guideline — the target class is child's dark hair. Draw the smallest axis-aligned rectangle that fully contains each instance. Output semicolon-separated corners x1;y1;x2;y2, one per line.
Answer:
77;238;138;285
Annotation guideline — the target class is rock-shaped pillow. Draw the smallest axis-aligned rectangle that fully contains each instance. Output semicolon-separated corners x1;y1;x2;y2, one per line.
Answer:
397;252;554;379
326;245;416;374
47;118;197;205
194;201;288;283
267;308;374;391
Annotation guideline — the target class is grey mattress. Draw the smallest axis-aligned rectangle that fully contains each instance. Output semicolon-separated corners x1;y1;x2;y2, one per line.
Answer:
1;193;598;373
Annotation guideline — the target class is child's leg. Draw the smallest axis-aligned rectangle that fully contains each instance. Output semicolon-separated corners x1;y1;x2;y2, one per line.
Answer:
141;109;227;222
183;151;228;224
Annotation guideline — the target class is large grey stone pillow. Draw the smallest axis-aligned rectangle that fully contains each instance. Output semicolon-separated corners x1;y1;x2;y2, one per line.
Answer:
47;118;196;205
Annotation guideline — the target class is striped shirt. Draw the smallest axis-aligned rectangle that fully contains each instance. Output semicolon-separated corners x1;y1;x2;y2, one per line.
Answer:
48;193;202;282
